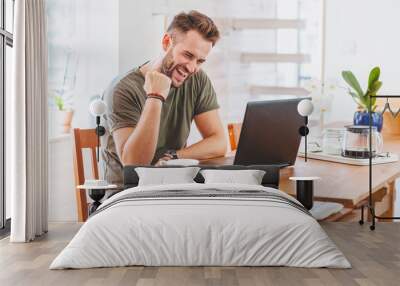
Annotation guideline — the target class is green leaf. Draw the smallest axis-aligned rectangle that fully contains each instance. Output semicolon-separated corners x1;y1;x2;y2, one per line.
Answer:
349;91;367;109
368;66;380;90
369;80;382;107
371;97;376;108
54;95;64;111
365;95;375;111
342;71;364;97
366;95;374;110
370;80;382;94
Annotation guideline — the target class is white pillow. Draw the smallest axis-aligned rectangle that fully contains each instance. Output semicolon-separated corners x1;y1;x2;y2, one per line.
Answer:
200;169;266;185
135;167;200;186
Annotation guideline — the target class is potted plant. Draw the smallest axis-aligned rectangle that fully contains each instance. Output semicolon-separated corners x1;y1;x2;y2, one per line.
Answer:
341;66;383;131
51;90;74;134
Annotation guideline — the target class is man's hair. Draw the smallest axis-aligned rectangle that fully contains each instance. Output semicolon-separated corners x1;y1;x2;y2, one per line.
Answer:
166;10;220;46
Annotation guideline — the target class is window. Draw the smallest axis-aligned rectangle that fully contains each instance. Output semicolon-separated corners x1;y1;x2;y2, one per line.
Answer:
0;0;14;235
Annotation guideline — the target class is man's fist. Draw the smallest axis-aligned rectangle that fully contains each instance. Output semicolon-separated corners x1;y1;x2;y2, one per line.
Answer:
143;70;171;100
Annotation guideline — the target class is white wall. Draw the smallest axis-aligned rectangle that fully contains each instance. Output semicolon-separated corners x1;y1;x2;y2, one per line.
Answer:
73;0;119;129
47;0;119;136
324;0;400;123
48;136;76;222
119;0;165;74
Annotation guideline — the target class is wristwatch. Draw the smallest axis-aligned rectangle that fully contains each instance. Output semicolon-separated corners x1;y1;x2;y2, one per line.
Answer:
166;149;178;159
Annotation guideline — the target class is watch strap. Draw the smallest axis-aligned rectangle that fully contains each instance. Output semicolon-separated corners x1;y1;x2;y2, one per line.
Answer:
166;149;178;159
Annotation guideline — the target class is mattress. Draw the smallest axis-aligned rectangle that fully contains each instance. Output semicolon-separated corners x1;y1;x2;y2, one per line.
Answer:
50;183;350;269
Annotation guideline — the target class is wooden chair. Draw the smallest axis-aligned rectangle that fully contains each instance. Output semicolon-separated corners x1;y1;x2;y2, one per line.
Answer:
72;128;100;222
227;123;242;151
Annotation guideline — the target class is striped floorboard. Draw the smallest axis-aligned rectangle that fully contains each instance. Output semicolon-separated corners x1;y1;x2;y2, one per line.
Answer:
0;222;399;286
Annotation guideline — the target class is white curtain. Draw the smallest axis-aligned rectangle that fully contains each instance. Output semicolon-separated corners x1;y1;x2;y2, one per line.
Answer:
10;0;48;242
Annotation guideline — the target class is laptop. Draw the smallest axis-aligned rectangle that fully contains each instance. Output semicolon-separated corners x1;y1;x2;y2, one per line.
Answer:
233;98;305;166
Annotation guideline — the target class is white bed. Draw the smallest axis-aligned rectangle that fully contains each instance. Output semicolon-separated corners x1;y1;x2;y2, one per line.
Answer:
50;183;350;269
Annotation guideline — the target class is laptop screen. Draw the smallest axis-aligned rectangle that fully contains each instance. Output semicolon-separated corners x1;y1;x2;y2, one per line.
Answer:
234;98;305;166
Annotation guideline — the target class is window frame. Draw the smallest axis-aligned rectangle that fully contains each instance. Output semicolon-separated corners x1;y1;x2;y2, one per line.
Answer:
0;0;14;234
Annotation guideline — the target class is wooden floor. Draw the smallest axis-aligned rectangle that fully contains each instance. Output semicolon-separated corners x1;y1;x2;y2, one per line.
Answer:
1;222;400;286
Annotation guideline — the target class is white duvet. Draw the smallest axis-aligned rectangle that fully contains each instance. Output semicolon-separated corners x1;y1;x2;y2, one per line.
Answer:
50;183;350;269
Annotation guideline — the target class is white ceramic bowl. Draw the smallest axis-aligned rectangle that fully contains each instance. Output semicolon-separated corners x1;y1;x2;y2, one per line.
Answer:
164;159;199;166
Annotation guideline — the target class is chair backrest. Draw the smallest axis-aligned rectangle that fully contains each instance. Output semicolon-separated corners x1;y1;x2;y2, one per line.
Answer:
227;123;242;151
72;128;99;222
73;128;100;183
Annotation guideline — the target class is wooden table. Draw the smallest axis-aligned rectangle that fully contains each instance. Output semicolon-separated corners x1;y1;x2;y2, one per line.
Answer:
201;135;400;221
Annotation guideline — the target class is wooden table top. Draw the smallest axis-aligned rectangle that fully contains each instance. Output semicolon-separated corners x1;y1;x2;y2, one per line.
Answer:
201;135;400;208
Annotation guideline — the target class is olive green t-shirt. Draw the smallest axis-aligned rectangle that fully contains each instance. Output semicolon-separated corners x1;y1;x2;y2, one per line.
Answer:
102;67;219;186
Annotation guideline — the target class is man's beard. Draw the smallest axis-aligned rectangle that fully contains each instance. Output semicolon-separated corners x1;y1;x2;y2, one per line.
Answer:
160;50;192;86
160;50;175;77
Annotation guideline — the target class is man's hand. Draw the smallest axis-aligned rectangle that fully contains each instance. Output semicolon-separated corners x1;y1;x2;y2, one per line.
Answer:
143;71;171;100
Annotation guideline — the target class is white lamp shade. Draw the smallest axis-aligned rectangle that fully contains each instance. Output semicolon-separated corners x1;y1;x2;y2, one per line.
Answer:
297;99;314;117
89;99;107;116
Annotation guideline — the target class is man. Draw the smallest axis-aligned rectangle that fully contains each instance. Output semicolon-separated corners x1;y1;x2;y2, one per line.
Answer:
102;10;227;186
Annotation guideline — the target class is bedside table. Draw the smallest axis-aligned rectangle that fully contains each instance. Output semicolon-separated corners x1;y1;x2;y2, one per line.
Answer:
77;184;118;215
289;176;320;210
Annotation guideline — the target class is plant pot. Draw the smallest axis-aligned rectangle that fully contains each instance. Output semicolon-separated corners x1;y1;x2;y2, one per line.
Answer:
353;110;383;132
55;109;74;134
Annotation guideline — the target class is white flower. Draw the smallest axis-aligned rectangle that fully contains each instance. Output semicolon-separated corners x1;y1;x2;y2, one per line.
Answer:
303;78;337;112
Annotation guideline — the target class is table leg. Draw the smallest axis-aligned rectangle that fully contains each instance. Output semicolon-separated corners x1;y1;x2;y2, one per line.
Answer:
367;181;396;222
296;180;314;210
379;181;395;221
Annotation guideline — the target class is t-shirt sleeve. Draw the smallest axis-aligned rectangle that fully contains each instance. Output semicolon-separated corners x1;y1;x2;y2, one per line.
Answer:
107;87;142;134
194;70;220;116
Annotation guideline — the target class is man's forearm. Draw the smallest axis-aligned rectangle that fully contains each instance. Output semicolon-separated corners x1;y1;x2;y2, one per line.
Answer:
121;99;162;164
177;133;227;160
